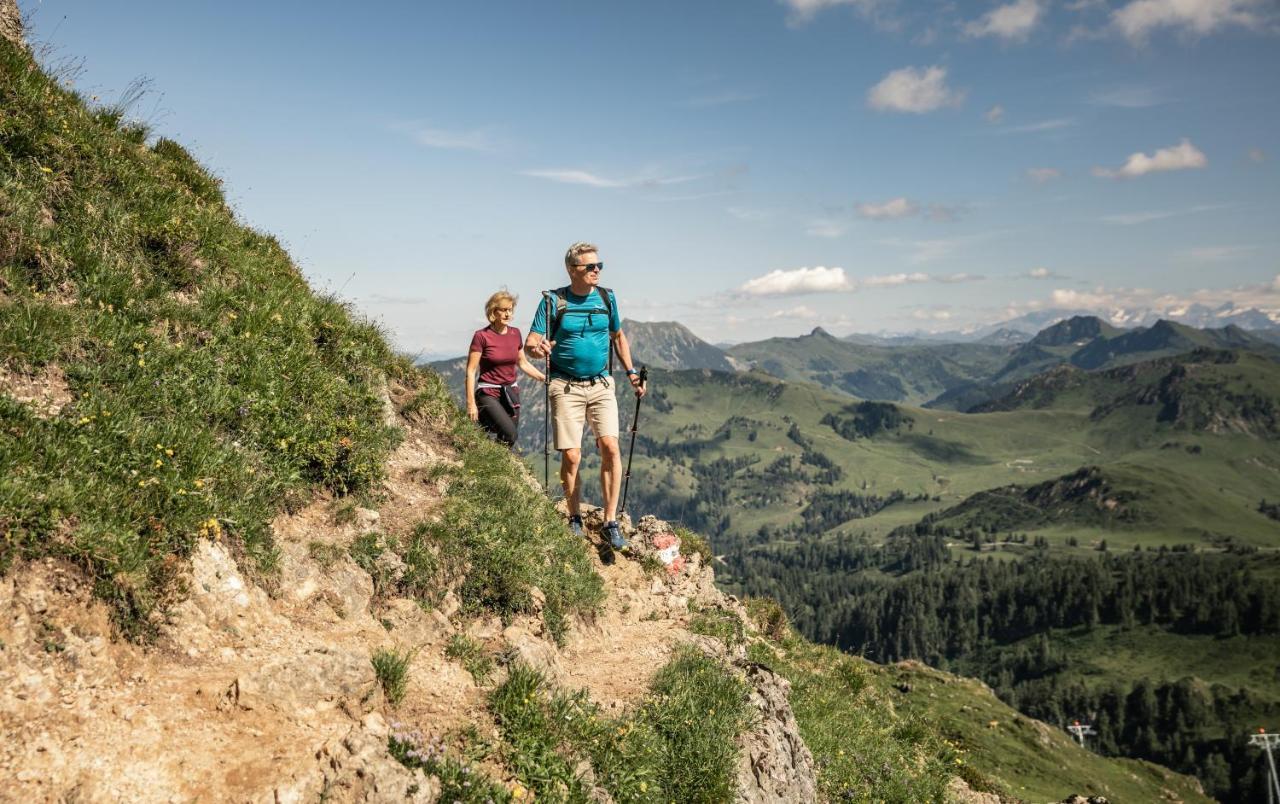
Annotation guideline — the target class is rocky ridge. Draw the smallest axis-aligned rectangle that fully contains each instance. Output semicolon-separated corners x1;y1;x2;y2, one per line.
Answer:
0;382;817;802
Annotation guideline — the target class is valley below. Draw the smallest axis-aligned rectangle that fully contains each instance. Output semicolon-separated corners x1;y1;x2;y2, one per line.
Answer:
434;316;1280;802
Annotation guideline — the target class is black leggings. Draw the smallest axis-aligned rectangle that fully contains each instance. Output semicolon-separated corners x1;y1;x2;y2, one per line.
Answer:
475;392;519;447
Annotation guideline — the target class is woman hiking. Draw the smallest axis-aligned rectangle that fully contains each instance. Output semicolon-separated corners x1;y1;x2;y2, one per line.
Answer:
466;290;546;448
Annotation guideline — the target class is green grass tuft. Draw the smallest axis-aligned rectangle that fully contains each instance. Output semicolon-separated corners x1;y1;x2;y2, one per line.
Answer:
444;633;494;684
688;606;746;649
371;646;413;706
674;525;712;560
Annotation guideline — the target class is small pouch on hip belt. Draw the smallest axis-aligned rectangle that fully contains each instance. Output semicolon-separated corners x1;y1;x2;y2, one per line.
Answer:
500;383;521;416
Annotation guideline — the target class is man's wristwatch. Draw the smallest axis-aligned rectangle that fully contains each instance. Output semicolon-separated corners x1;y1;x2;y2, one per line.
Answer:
626;368;639;379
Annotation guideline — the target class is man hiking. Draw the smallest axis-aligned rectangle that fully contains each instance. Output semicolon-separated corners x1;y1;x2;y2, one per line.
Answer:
526;241;645;550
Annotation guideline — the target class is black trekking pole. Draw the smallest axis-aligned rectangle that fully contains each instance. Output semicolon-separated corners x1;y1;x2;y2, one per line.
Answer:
620;365;648;517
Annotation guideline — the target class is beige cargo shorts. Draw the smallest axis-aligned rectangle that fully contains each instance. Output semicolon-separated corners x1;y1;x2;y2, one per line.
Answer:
548;376;620;450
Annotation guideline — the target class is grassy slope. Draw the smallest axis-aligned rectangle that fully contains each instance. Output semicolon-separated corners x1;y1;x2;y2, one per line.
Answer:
0;40;406;632
739;601;1211;804
886;660;1213;804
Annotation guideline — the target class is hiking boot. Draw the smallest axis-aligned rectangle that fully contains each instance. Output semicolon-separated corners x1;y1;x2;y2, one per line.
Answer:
568;514;584;537
603;520;627;551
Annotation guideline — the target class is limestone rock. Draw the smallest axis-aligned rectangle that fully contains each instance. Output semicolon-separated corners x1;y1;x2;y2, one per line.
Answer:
947;776;1004;803
225;647;380;717
735;664;818;804
274;724;440;803
503;622;563;683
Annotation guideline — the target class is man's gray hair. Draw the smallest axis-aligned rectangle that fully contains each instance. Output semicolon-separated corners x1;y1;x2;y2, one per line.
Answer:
564;241;599;269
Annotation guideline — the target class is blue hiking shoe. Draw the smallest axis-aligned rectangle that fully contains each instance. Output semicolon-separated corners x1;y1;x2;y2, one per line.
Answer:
603;520;628;551
568;514;584;537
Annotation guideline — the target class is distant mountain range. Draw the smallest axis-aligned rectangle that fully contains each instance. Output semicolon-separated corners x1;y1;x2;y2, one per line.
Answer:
431;315;1280;413
619;319;739;373
957;302;1277;341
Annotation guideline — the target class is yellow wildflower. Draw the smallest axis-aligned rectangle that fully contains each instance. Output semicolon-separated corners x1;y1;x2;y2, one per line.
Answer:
165;449;174;457
194;479;204;489
39;166;52;174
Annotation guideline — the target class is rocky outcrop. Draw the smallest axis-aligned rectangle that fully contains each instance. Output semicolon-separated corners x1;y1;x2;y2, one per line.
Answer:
736;664;817;803
1;0;23;49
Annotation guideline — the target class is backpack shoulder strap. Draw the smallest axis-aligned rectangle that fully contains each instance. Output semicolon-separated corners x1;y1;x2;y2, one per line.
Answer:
596;287;615;373
547;287;570;341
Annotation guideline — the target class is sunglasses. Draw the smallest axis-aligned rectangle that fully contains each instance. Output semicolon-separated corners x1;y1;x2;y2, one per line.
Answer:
574;262;604;272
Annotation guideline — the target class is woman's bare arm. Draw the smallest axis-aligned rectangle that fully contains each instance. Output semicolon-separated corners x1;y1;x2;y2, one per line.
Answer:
464;350;481;421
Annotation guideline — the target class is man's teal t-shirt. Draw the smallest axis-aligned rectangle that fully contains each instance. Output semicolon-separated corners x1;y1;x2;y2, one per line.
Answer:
529;288;620;379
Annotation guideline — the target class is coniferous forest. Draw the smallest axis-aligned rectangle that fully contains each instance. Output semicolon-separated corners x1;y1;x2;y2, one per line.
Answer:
722;540;1280;803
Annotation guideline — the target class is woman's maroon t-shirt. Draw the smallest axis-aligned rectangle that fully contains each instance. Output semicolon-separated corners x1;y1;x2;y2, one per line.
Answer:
469;326;521;396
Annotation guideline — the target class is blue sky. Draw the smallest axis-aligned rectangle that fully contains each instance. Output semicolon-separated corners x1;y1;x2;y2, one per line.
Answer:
21;0;1280;354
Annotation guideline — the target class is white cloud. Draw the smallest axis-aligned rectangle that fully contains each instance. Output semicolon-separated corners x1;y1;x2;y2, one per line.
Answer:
1273;274;1280;292
520;169;628;188
1112;0;1269;42
521;169;702;189
867;66;964;114
986;105;1005;123
856;197;918;220
1092;138;1207;179
768;305;820;319
736;267;975;297
779;0;880;25
912;308;954;321
1051;288;1118;308
964;0;1045;40
740;266;853;296
1025;266;1066;279
1026;167;1063;183
864;272;931;287
408;126;498;151
1102;203;1224;225
1001;118;1078;134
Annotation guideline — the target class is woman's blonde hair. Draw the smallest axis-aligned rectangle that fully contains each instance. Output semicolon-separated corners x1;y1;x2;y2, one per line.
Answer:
484;290;517;323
